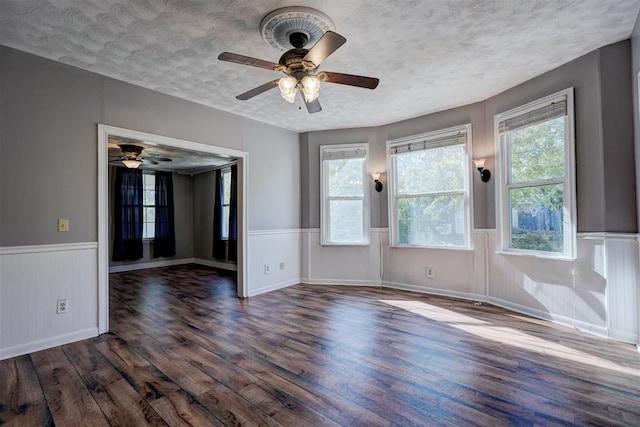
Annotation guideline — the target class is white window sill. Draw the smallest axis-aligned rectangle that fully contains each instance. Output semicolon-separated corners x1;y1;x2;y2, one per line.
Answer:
390;244;473;251
321;242;370;247
495;250;576;261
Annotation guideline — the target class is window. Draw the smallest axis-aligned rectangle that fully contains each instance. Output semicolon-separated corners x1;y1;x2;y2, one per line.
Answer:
142;172;155;239
321;143;369;245
221;168;231;240
388;124;473;248
496;88;576;258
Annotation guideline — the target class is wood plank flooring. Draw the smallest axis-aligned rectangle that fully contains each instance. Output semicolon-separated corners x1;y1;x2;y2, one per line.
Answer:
2;264;640;426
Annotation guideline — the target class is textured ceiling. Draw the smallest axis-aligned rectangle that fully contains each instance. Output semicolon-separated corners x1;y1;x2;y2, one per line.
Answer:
1;0;639;133
108;136;233;174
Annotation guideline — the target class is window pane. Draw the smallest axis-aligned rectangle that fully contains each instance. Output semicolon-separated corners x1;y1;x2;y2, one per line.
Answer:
510;184;564;252
329;200;363;243
222;170;231;205
144;207;155;223
397;194;465;246
221;205;229;240
510;117;565;183
143;222;154;239
327;159;364;197
396;145;464;195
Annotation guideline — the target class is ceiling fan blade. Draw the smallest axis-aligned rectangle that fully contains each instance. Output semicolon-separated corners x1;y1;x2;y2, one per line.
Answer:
303;31;346;66
236;80;279;100
218;52;280;71
322;71;379;89
305;98;322;114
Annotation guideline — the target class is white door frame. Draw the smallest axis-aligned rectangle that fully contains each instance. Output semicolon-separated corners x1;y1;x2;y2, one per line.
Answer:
97;124;249;334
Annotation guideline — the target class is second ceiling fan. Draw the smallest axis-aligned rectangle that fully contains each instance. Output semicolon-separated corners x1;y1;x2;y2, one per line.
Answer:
218;26;379;114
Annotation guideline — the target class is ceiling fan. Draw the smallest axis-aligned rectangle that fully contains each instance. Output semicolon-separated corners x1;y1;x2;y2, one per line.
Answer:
218;30;379;113
109;144;172;169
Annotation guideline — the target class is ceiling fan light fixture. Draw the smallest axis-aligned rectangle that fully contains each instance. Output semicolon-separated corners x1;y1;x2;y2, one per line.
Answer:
122;159;142;169
301;74;321;102
278;76;298;103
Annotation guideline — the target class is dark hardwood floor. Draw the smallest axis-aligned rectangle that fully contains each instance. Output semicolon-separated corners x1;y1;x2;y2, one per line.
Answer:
2;264;640;426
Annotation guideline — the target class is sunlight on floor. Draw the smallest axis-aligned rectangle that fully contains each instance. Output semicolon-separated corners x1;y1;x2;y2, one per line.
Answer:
380;299;640;377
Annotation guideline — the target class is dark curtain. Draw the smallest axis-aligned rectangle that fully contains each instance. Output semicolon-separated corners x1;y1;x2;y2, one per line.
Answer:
153;171;176;258
112;167;143;261
212;169;225;259
228;164;238;262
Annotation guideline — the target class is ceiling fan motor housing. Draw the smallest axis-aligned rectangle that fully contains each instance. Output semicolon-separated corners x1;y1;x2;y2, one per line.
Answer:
279;48;316;79
120;144;143;158
289;32;308;49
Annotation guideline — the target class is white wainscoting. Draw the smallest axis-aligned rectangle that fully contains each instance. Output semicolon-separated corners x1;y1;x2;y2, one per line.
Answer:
301;228;639;344
604;234;639;343
0;242;99;360
247;229;301;296
301;229;384;286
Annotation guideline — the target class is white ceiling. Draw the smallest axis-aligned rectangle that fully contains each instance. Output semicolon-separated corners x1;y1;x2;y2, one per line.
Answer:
108;136;233;174
1;0;639;133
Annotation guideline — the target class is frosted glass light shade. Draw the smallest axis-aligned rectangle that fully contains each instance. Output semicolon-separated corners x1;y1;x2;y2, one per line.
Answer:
278;76;298;103
473;158;486;169
122;159;142;169
301;75;321;102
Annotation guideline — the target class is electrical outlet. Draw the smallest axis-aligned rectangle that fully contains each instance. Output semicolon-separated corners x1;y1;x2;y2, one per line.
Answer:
57;299;68;314
58;219;69;232
425;267;435;278
279;262;285;270
264;264;271;275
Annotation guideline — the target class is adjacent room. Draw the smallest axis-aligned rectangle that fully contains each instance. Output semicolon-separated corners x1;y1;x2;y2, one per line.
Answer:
1;1;640;425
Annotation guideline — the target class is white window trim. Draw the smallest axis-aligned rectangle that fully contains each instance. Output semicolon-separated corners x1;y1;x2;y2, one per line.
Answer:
221;166;231;241
494;87;577;260
387;124;474;249
142;171;155;240
320;142;370;246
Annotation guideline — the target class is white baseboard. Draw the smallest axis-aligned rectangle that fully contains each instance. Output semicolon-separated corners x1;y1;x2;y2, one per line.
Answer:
248;278;301;297
486;296;617;340
0;327;98;361
301;278;382;287
109;258;194;273
193;258;237;271
109;257;237;273
383;281;486;302
607;329;639;344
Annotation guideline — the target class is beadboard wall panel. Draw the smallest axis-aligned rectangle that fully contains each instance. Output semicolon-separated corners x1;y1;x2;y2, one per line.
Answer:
301;229;638;344
605;236;639;342
247;230;301;296
301;229;383;286
487;233;609;336
0;243;98;360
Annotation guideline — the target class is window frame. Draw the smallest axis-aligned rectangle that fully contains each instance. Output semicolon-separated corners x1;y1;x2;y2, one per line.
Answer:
142;172;155;240
495;88;576;260
387;124;474;249
221;167;231;241
320;142;370;246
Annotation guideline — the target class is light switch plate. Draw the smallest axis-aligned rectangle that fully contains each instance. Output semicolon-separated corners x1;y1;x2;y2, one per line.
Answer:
58;219;69;232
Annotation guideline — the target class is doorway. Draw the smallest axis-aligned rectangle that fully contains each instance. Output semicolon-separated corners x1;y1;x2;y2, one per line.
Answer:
97;124;248;334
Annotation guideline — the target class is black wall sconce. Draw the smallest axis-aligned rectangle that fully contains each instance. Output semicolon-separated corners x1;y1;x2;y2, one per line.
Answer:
474;158;491;182
372;172;383;192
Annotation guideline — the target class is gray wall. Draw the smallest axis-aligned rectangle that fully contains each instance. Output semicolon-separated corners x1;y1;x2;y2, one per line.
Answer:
485;40;636;232
0;46;300;247
108;169;194;267
1;46;101;245
599;41;636;232
193;170;215;260
300;40;637;233
632;12;640;231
